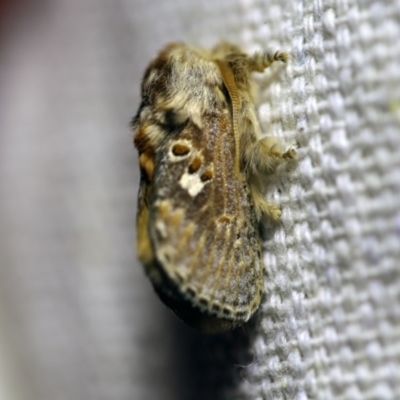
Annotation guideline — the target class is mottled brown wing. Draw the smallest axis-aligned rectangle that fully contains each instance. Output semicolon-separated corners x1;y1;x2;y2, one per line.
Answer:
149;109;264;322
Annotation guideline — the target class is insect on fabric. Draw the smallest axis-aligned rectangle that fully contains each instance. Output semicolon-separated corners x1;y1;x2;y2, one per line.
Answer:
132;42;296;333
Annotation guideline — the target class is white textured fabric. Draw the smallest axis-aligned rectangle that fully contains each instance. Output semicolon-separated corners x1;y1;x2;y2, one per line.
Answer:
238;1;400;399
0;1;399;399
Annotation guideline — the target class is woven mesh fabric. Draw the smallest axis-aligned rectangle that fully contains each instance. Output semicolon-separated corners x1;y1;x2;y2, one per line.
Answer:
237;1;400;399
0;0;399;399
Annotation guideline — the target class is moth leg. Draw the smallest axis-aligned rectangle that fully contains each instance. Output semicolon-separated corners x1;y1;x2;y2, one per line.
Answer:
245;136;296;175
250;182;282;222
246;137;295;222
247;50;289;73
220;49;288;89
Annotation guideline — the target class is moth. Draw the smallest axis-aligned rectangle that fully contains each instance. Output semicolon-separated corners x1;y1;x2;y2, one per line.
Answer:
132;42;295;333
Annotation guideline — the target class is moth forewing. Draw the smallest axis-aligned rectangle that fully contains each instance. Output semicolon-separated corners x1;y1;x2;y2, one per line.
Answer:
132;42;295;333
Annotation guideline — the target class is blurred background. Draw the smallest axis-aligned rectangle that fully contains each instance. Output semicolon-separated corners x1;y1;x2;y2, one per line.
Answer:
0;1;258;399
1;1;399;400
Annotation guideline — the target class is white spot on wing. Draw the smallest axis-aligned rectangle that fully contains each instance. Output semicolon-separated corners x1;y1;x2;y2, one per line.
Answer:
179;172;206;197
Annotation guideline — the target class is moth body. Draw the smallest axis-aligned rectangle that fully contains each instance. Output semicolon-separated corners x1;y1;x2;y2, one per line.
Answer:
132;42;295;333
